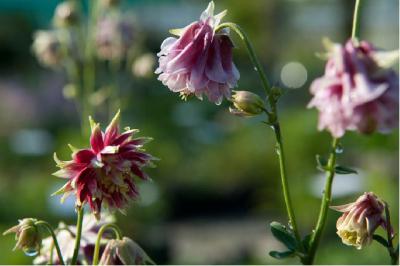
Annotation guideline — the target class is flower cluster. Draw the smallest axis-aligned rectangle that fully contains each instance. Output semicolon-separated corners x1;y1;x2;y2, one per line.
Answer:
331;192;386;249
155;1;239;105
308;39;399;138
53;111;156;218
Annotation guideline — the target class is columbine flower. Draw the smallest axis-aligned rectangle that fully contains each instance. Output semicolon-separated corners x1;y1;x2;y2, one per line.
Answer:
53;111;156;218
95;16;135;60
53;1;80;28
308;39;399;138
99;237;154;265
155;1;240;105
3;218;41;256
34;213;115;264
229;90;265;116
32;30;63;67
330;192;386;249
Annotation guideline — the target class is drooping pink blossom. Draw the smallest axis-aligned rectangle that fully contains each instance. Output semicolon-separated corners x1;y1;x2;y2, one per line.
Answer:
330;192;387;249
155;1;240;105
308;39;399;138
53;111;156;218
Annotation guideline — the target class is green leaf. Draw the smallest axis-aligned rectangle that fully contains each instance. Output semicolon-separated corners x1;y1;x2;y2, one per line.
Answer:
334;165;358;175
373;234;389;247
270;222;297;250
269;250;295;259
316;154;328;171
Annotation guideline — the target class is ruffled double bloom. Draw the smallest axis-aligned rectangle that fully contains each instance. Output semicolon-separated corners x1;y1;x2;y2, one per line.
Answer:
308;39;398;138
331;192;387;249
155;1;239;105
53;111;156;218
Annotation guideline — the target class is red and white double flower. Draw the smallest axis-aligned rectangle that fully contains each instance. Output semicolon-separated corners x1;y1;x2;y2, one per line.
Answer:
53;111;156;218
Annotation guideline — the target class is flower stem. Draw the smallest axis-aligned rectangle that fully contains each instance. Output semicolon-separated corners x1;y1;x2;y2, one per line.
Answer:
35;221;65;265
351;0;362;39
302;138;339;264
71;207;84;265
216;22;302;248
92;223;123;265
384;203;399;265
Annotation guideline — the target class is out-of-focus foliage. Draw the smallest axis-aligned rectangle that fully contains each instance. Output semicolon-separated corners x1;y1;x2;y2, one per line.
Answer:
0;0;398;264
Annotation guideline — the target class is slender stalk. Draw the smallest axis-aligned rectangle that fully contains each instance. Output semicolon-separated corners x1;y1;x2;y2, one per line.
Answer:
215;23;271;97
351;0;361;39
92;223;123;265
216;22;302;247
384;203;398;265
302;138;339;264
70;207;84;265
35;221;65;265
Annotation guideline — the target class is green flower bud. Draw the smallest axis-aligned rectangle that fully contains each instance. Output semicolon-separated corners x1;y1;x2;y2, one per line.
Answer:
230;90;265;116
3;218;41;256
62;83;77;99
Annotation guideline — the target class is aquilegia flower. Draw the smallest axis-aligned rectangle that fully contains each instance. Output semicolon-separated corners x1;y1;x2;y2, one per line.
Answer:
53;111;156;218
155;1;239;105
32;30;63;68
34;213;115;264
95;16;135;60
3;218;41;256
308;39;399;138
330;192;386;249
99;237;154;265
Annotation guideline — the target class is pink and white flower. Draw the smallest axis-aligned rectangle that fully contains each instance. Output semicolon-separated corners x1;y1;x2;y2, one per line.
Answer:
308;39;399;138
155;1;240;105
330;192;386;249
53;111;156;218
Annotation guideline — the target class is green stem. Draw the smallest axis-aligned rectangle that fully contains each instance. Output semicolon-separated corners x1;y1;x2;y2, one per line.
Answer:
70;207;84;265
215;23;271;98
351;0;361;39
384;203;398;265
215;22;302;248
35;221;65;265
302;138;339;264
92;223;123;265
273;122;303;246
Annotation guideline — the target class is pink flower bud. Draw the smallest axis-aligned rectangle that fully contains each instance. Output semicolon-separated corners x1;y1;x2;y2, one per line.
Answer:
52;111;156;218
155;1;240;105
99;237;154;265
330;192;386;249
308;39;399;138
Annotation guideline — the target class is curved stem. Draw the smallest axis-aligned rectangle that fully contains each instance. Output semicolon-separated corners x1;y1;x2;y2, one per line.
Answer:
71;207;84;265
217;22;302;248
384;203;398;265
35;221;65;265
92;223;123;265
215;23;271;99
302;138;339;264
351;0;361;39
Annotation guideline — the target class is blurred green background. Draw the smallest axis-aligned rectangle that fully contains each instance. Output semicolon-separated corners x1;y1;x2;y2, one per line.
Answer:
0;0;398;264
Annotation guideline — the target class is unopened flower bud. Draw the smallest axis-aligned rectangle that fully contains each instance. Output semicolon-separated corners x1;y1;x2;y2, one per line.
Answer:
132;53;156;78
100;0;120;8
331;192;386;249
62;83;77;99
53;1;80;28
99;237;154;265
3;218;41;256
230;90;265;116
